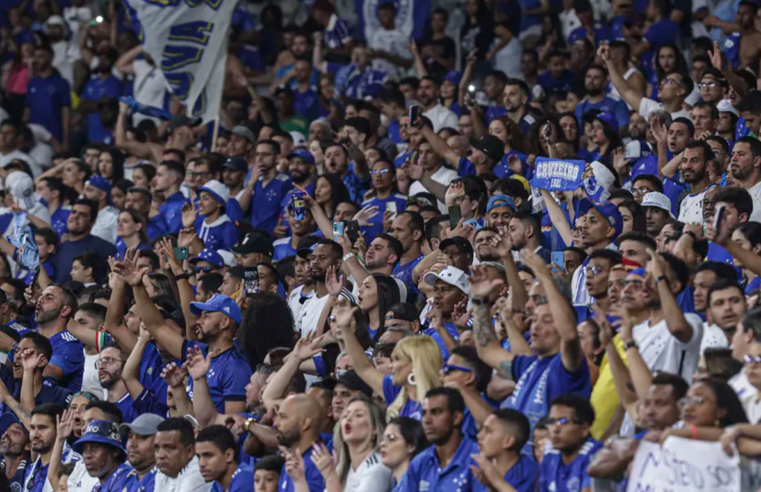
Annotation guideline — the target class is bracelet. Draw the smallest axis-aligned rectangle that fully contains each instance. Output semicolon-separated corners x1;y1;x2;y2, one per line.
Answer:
175;272;191;281
471;297;489;306
688;423;698;440
657;275;669;284
684;231;697;241
623;340;638;351
343;253;355;262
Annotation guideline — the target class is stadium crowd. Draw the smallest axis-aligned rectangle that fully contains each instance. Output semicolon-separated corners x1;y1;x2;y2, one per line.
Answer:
4;0;761;491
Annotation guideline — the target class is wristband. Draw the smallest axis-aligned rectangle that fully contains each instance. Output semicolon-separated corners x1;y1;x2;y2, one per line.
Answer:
471;297;489;306
623;340;638;351
684;231;697;241
657;275;669;284
175;272;191;281
343;253;355;262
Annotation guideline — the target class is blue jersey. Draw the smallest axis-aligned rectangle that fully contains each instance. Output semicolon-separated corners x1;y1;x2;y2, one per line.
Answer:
82;75;124;143
503;354;591;445
160;191;189;235
211;463;254;492
421;323;460;361
251;174;292;236
146;216;167;240
383;374;422;420
27;72;71;141
97;462;135;491
473;454;538;492
273;237;299;262
392;254;424;294
112;390;168;424
402;437;478;492
485;105;507;123
539;439;601;492
123;466;157;492
293;85;322;122
360;194;408;243
116;240;152;260
53;234;117;284
48;330;85;392
518;112;537;135
36;379;73;407
0;457;28;492
141;342;171;405
568;23;610;45
575;97;629;132
336;65;387;100
183;340;252;414
537;70;575;96
50;205;70;237
341;163;371;204
494;150;529;179
195;215;239;252
278;445;325;492
23;459;49;492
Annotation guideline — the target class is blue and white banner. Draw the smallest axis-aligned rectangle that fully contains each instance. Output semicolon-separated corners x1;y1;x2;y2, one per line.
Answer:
529;157;585;192
124;0;236;124
355;0;432;41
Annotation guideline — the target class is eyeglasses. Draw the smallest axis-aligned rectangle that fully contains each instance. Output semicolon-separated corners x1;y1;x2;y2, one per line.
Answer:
743;355;761;364
661;78;682;87
442;364;474;376
585;265;607;276
545;417;581;426
632;187;653;196
95;357;124;369
328;315;337;324
370;169;390;175
698;82;723;89
678;395;706;408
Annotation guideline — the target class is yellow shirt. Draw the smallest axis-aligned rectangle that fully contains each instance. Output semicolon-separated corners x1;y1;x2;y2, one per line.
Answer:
590;335;628;439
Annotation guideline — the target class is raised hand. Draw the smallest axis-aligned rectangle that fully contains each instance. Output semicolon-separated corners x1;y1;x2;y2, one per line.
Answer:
159;237;182;272
177;229;198;248
325;265;343;297
112;259;148;287
591;305;614;347
282;446;305;481
292;332;324;361
469;265;505;299
161;362;188;388
650;117;668;145
57;409;76;441
708;41;723;70
596;42;610;62
19;348;45;372
185;345;212;381
612;147;626;175
333;297;357;331
521;248;551;279
311;442;336;478
181;202;197;228
465;48;478;66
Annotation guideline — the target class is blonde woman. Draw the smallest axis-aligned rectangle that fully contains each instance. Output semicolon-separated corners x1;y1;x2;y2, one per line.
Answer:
311;396;393;492
340;299;443;419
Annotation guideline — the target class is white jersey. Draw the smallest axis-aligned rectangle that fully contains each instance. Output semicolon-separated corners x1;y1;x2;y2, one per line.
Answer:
368;29;412;81
678;185;715;224
748;181;761;222
297;291;331;336
408;165;458;213
344;452;393;492
632;313;704;383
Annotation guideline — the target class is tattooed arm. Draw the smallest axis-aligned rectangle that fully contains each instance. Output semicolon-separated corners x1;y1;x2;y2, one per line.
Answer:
470;265;516;378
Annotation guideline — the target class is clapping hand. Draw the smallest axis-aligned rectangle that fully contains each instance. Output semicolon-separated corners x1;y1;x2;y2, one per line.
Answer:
185;345;212;381
161;362;188;389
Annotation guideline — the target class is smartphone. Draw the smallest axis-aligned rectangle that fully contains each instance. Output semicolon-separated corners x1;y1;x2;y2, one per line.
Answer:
551;251;565;271
463;218;482;232
333;221;345;237
174;246;189;261
448;206;461;229
409;104;420;124
346;220;359;244
467;84;476;94
386;202;398;220
714;204;726;236
243;267;260;295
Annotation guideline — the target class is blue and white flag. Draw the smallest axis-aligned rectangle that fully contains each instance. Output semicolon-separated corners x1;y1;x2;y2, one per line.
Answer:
124;0;236;124
529;157;585;192
355;0;432;41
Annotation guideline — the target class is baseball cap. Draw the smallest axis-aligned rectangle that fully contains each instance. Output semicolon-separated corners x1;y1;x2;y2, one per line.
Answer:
73;420;126;459
288;149;315;165
577;198;624;237
118;413;165;436
189;249;225;269
717;99;740;117
443;70;463;86
423;265;470;294
190;293;242;324
470;135;504;163
439;237;474;261
594;112;619;133
625;140;652;161
231;125;255;144
223;157;248;172
232;232;275;256
290;132;307;147
487;194;516;213
198;179;230;206
641;192;675;218
336;370;374;397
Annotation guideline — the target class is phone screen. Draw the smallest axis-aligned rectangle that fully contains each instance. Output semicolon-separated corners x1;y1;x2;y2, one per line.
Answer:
409;104;420;123
244;267;259;295
333;221;345;237
448;206;461;229
551;252;564;270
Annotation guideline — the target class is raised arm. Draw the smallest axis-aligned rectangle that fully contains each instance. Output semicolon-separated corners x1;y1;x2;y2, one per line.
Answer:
599;44;643;114
470;266;515;374
184;348;222;427
158;237;198;335
122;327;149;400
539;189;574;246
116;103;155;160
262;335;323;410
103;259;137;352
115;43;142;75
419;122;461;167
163;361;193;417
648;249;693;343
523;249;583;371
339;301;385;395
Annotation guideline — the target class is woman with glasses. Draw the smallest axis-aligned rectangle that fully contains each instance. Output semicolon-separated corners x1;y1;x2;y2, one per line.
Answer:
312;396;392;492
360;159;408;243
380;417;427;491
115;209;152;259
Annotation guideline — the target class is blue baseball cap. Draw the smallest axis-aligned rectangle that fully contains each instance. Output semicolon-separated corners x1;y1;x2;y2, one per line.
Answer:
594;112;619;133
577;198;623;238
486;194;516;213
189;249;225;269
73;420;127;459
223;156;248;172
287;149;315;165
87;175;113;205
443;70;462;86
190;293;242;324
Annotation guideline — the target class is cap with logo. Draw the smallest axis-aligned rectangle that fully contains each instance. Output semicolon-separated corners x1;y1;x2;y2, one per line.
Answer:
223;157;248;172
487;194;516;213
423;265;471;295
641;192;675;218
198;179;230;206
73;420;127;459
438;237;474;262
287;149;315;165
190;293;242;324
577;198;624;238
717;99;739;117
190;249;225;269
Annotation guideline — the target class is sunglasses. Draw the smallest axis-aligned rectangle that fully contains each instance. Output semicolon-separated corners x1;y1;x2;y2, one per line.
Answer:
442;364;474;376
195;267;212;274
545;417;581;426
743;355;761;364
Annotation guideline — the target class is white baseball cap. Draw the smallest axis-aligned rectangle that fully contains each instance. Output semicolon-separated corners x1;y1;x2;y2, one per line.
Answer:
641;192;675;218
717;99;739;117
423;266;470;295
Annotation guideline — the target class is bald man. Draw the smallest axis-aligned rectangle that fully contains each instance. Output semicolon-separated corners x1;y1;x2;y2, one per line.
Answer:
275;394;325;492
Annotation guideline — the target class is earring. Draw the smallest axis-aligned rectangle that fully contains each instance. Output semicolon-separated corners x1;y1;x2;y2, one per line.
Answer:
407;372;417;385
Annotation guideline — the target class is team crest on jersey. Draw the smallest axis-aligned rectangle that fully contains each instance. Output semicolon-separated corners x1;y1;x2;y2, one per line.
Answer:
365;0;410;33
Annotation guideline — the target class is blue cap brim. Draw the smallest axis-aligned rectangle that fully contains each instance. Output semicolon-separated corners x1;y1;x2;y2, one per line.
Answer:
189;301;242;324
73;435;127;458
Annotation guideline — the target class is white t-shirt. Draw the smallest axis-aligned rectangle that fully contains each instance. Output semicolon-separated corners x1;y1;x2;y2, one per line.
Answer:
344;452;393;492
132;60;170;124
67;460;100;492
153;456;212;492
423;103;459;133
0;149;41;177
678;185;715;224
298;291;331;336
731;368;758;400
91;206;119;244
743;393;761;424
288;284;313;327
368;29;412;81
493;37;523;79
638;98;690;122
81;350;106;398
699;323;729;354
632;313;704;383
748;181;761;222
408;165;459;212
